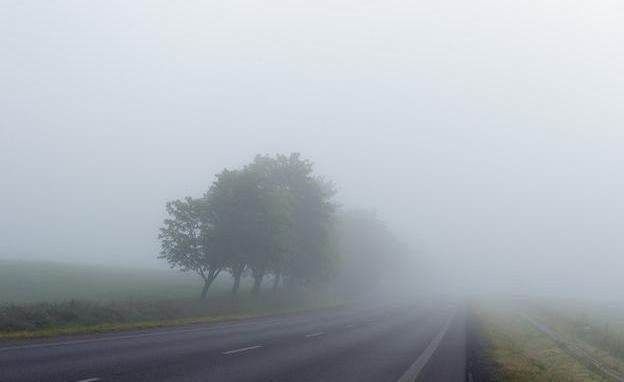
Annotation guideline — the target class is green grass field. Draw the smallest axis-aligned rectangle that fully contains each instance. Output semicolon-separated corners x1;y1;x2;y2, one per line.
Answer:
0;259;237;304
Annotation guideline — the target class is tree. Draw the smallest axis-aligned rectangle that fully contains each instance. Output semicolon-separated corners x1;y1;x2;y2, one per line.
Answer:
204;169;256;297
159;153;343;299
158;197;225;300
283;158;336;287
244;156;293;295
250;154;336;289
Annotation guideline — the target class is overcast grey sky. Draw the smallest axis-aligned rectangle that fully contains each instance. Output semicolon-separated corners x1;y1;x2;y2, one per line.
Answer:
1;0;623;297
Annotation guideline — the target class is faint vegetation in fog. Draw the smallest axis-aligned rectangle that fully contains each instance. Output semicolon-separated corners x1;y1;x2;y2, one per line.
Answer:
159;153;410;300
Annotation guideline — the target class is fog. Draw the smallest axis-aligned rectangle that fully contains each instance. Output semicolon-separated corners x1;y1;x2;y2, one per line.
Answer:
1;1;623;300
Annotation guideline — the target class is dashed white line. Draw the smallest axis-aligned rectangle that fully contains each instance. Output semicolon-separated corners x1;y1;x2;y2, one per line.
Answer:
222;345;262;355
305;332;325;337
75;378;101;382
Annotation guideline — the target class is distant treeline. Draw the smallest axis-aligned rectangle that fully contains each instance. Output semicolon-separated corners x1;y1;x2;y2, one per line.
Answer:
159;153;409;300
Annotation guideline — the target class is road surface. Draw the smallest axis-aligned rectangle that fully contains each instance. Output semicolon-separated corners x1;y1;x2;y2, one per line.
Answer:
0;302;467;382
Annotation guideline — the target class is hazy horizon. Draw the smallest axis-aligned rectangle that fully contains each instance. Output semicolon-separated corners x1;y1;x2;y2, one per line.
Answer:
2;0;623;299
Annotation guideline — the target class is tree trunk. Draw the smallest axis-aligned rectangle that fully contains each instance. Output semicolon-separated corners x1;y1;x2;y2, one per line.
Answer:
272;271;281;291
199;268;221;301
251;272;264;296
199;278;210;300
231;265;244;297
232;273;241;297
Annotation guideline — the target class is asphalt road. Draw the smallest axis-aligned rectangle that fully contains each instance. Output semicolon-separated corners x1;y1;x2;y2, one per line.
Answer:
0;302;466;382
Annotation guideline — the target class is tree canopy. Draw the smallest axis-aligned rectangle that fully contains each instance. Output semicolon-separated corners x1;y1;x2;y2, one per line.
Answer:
159;153;409;300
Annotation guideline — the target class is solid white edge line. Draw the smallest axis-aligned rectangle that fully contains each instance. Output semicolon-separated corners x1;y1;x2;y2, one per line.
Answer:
304;332;324;337
397;311;456;382
222;345;262;355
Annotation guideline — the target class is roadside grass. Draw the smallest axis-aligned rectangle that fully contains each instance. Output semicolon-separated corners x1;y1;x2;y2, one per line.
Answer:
0;298;339;340
0;292;341;340
475;304;608;382
527;301;624;376
0;313;255;340
0;259;342;340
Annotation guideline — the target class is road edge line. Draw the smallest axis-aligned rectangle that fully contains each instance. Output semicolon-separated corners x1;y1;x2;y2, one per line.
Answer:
397;311;455;382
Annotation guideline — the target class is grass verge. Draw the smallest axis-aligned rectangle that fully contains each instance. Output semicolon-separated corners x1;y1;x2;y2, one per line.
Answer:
0;292;342;341
527;301;624;378
0;304;338;341
474;304;609;382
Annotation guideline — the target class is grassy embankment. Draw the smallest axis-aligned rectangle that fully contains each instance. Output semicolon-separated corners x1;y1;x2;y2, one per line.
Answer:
474;303;610;381
0;259;340;340
528;301;624;378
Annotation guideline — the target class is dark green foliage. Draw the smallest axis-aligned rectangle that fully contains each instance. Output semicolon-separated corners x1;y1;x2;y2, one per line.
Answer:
159;152;406;300
159;197;226;299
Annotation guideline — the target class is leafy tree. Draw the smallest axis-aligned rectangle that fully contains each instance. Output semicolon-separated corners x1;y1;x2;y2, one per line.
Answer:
158;197;225;300
159;153;382;299
205;169;257;297
252;153;336;289
244;156;293;294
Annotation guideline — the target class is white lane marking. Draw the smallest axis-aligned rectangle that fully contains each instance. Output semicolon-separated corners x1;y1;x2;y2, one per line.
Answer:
222;345;262;355
76;379;101;382
397;312;455;382
0;319;282;353
305;332;324;337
